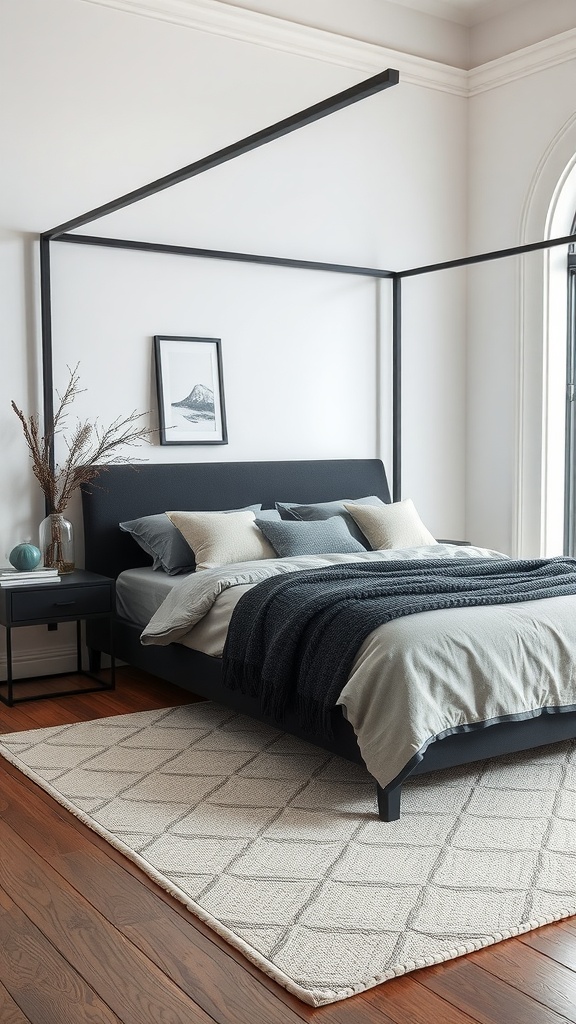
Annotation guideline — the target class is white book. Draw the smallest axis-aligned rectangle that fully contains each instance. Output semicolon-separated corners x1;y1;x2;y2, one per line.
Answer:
0;568;60;579
0;576;62;587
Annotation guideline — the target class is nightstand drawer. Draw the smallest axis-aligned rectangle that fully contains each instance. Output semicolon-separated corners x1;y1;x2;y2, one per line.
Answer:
9;584;112;623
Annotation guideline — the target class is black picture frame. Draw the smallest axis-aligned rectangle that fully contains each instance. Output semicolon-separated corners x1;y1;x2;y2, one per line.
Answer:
154;335;228;445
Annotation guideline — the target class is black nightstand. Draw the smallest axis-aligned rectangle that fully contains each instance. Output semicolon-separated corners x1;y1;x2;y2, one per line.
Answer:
0;569;115;706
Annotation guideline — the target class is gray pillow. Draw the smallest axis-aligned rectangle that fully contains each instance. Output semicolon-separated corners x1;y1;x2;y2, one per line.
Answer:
255;508;282;521
120;505;261;575
255;515;365;557
275;495;386;546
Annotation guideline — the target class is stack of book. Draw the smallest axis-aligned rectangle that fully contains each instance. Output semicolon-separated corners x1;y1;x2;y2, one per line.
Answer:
0;567;61;587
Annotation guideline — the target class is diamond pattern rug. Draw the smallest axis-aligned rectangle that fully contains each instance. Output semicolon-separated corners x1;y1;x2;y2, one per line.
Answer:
0;702;575;1006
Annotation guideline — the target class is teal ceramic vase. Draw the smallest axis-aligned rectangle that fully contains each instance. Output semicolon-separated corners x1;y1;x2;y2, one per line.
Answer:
9;543;42;571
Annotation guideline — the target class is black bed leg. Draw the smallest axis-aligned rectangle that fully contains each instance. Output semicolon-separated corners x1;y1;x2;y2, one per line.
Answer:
88;649;102;672
377;783;401;821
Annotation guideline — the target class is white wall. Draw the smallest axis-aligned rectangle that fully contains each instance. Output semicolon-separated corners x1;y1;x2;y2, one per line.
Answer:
466;57;576;555
0;0;467;674
50;245;380;463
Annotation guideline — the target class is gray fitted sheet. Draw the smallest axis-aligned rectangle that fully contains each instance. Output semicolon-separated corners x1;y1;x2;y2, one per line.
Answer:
116;567;250;656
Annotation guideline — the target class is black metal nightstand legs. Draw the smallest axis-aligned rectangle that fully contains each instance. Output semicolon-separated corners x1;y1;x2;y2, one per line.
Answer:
73;619;115;687
5;626;13;706
0;619;116;706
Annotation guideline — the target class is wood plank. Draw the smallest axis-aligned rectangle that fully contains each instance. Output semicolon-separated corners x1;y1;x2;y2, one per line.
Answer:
0;667;180;733
0;885;121;1024
521;921;576;971
0;977;33;1024
309;995;397;1023
0;760;313;1024
355;973;482;1024
556;918;576;940
0;705;44;734
80;687;192;718
0;817;217;1024
64;688;155;717
417;958;572;1024
8;700;85;729
119;665;193;694
311;971;484;1024
0;673;107;704
468;939;576;1021
0;665;187;732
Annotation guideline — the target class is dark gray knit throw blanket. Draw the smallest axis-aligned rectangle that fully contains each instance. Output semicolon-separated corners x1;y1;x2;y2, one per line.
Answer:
221;556;576;738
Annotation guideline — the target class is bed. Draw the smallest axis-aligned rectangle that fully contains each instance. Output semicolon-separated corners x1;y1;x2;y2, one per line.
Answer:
81;458;576;821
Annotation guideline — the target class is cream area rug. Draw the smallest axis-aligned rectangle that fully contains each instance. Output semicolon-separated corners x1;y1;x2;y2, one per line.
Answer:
1;703;575;1006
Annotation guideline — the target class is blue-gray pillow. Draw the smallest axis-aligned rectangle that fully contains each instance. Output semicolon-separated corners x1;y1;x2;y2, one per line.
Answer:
120;505;261;575
255;516;365;557
275;495;386;547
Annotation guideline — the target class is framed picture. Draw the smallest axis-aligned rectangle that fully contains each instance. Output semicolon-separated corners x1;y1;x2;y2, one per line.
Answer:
154;335;228;445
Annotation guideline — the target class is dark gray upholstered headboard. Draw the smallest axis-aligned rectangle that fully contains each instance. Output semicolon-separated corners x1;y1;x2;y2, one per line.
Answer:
81;459;391;580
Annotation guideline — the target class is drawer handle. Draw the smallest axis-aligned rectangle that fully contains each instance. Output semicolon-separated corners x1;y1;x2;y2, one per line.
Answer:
54;600;77;607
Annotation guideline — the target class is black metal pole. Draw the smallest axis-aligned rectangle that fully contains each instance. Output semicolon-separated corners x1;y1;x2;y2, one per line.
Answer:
398;232;576;278
44;69;399;240
392;274;401;501
56;232;395;278
39;235;54;481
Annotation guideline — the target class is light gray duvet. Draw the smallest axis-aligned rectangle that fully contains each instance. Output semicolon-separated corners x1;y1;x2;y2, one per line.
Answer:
139;545;576;791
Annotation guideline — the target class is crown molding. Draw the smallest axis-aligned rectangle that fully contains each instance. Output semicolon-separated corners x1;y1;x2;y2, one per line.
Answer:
468;27;576;95
78;0;576;99
78;0;468;96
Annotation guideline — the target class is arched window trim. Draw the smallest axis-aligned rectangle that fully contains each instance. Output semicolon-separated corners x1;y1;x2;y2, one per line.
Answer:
518;137;576;560
564;210;576;554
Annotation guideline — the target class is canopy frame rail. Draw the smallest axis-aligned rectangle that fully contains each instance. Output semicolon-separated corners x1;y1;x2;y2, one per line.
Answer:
39;67;401;493
44;69;400;241
37;58;576;505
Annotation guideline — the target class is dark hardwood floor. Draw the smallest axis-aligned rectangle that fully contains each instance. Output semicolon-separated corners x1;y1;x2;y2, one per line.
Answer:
0;666;574;1024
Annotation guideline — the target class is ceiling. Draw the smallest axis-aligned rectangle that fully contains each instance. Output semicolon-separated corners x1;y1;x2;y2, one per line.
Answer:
389;0;532;27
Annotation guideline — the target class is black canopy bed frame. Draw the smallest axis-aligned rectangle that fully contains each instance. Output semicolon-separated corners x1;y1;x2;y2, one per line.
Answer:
37;67;576;819
80;458;576;821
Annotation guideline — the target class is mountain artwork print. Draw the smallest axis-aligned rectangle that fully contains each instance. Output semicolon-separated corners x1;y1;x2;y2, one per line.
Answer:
154;335;228;445
172;383;216;425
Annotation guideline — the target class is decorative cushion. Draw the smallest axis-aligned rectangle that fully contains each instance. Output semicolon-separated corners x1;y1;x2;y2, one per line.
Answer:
255;515;365;557
344;498;437;550
166;510;275;571
276;495;386;546
119;505;261;575
255;508;282;521
119;513;195;575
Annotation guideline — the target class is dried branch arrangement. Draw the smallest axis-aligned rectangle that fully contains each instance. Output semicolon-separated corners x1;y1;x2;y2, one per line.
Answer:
12;363;151;513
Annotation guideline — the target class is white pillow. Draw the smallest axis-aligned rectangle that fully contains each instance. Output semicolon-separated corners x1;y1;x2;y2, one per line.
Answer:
165;509;275;571
343;498;437;550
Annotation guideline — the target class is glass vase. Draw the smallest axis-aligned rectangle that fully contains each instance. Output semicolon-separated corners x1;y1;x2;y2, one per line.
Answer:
39;513;75;573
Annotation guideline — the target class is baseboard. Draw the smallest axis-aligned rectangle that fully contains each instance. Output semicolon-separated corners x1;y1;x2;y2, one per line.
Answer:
0;644;117;681
0;643;78;680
